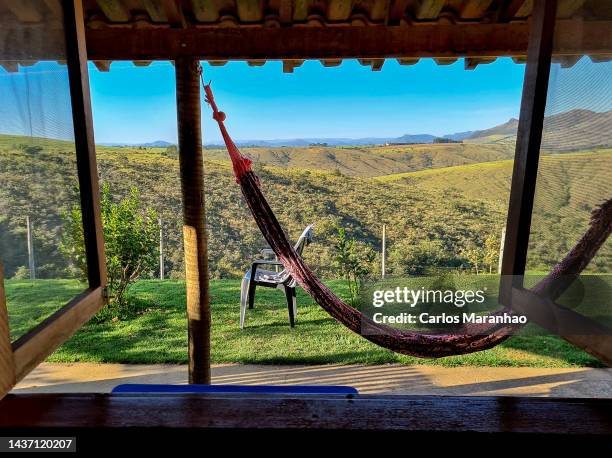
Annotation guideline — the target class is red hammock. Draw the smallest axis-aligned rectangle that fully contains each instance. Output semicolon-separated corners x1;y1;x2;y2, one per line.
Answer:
203;83;612;358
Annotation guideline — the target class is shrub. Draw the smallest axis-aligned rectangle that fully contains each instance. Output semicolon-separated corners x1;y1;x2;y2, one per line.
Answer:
61;183;159;318
333;226;375;306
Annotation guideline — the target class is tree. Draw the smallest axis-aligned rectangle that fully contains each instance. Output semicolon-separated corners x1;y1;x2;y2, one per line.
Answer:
387;237;457;276
333;226;375;306
461;243;484;275
483;232;501;274
61;183;159;314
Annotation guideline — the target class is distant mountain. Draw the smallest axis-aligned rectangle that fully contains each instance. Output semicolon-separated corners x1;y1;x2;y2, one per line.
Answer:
468;109;612;151
229;134;438;147
100;140;175;147
443;130;476;141
392;134;437;144
98;109;612;151
468;118;520;139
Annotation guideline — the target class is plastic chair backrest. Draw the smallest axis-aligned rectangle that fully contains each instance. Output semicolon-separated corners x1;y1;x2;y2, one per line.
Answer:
293;224;314;256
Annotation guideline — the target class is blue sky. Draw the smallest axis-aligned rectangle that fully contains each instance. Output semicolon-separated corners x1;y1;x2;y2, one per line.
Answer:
3;57;610;144
87;58;526;144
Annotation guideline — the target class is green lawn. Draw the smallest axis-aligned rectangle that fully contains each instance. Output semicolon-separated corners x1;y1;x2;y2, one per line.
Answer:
4;279;604;368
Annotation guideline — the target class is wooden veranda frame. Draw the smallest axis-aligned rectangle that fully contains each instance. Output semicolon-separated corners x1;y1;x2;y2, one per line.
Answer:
0;0;107;399
0;0;611;436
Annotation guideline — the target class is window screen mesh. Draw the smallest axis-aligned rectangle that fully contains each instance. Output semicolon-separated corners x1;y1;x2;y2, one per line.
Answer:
526;2;611;320
0;1;86;341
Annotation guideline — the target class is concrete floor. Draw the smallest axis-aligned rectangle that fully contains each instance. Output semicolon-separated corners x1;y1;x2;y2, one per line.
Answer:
12;363;612;397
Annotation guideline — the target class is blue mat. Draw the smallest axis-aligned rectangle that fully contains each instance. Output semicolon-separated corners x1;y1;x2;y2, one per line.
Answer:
112;384;358;395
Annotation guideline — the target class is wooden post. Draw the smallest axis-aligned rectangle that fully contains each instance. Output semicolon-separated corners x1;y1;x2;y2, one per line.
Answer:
26;216;35;280
159;217;165;280
381;224;386;279
175;58;211;384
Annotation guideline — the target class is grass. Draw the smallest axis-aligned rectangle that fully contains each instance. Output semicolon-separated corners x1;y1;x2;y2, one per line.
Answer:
4;279;604;368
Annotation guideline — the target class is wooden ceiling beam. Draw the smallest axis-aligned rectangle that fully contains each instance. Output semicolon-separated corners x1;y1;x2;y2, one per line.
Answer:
283;59;304;73
433;57;458;65
556;0;586;18
502;0;533;20
4;19;611;62
278;0;293;24
464;56;496;70
293;0;311;21
327;0;354;21
415;0;446;20
4;0;43;23
92;60;111;71
460;0;494;20
95;0;130;22
191;0;219;22
237;0;264;22
142;0;167;22
43;0;63;20
84;21;536;60
388;0;410;23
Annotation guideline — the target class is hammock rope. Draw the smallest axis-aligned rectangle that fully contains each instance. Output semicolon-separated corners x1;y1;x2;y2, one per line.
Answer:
203;83;612;358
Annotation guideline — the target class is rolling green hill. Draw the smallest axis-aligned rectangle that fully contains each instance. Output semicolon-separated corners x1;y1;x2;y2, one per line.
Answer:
201;142;516;176
0;134;609;280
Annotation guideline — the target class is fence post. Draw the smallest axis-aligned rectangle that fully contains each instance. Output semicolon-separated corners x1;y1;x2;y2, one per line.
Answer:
26;216;35;280
159;217;165;280
381;224;386;279
498;227;506;274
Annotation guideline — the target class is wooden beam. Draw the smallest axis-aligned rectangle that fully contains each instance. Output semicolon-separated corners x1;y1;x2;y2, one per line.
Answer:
327;0;354;21
369;0;391;22
84;22;536;59
501;0;527;20
460;0;494;20
511;287;612;366
0;62;18;73
389;0;410;23
95;0;130;22
92;60;111;71
5;19;611;62
162;0;184;25
283;59;303;73
0;261;15;400
2;393;612;434
433;57;458;65
415;0;445;20
557;0;586;18
5;0;43;22
278;0;293;24
320;59;342;67
465;57;496;69
397;57;419;65
43;0;64;19
12;287;104;382
293;0;311;21
236;0;263;22
190;0;212;22
499;0;557;304
175;58;211;385
64;0;107;289
142;0;168;22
